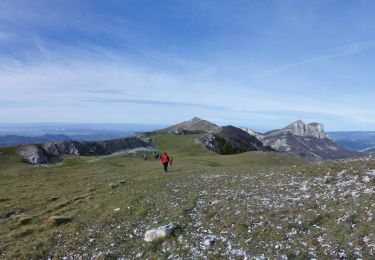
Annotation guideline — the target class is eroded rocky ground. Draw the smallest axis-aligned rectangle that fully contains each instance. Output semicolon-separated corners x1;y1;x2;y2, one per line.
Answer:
34;158;374;259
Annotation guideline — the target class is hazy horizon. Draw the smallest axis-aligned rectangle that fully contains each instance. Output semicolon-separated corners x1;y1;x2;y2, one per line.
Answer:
1;1;375;131
1;118;375;134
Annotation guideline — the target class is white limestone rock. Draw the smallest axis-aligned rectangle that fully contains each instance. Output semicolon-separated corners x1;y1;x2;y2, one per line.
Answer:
144;224;179;242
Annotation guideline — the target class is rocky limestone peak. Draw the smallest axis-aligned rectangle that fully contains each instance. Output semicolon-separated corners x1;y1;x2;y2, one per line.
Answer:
189;117;205;122
283;120;327;139
184;117;213;127
160;117;219;134
186;117;218;127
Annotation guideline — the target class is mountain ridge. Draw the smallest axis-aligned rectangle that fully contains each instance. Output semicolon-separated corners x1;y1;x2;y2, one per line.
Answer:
156;117;360;161
12;117;365;164
18;137;157;165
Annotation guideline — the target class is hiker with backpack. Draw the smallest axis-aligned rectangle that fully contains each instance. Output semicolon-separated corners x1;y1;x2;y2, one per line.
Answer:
161;152;170;173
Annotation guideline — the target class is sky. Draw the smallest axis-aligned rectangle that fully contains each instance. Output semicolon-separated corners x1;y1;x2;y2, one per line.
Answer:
0;0;375;131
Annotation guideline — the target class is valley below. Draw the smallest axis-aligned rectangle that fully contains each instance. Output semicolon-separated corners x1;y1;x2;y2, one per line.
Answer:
0;133;374;259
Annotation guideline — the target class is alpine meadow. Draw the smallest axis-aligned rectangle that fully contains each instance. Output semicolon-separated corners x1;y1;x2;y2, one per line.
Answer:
1;1;375;259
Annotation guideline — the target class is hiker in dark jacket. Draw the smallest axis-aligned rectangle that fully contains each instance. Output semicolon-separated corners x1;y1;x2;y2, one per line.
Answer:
161;152;170;173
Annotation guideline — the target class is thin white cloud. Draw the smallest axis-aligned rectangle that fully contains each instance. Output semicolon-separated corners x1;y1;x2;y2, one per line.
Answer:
259;40;375;78
0;44;374;130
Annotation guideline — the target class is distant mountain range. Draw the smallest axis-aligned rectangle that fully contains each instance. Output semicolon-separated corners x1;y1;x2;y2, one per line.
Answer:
153;117;361;160
0;123;169;148
0;133;134;148
4;118;374;163
0;134;71;147
327;131;375;154
0;123;164;136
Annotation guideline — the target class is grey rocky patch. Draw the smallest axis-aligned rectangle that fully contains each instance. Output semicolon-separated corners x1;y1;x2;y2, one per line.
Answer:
200;133;216;151
135;252;144;258
203;236;216;246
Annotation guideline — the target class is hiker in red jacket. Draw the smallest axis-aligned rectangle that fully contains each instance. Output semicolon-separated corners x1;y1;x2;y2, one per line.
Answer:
161;152;170;173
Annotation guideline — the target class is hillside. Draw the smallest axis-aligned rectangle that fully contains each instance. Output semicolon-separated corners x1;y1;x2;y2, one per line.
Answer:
153;118;272;155
1;133;375;259
201;125;272;155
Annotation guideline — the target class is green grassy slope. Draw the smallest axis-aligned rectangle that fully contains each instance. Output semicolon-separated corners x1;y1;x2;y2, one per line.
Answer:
0;134;374;259
153;133;308;168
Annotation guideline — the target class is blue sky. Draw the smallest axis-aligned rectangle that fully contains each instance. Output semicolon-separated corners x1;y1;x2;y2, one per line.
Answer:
0;0;375;131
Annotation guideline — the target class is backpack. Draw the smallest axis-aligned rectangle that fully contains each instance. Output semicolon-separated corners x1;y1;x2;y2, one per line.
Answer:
161;154;169;163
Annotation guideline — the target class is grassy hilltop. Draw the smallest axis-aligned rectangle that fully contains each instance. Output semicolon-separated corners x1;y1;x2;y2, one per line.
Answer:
0;133;374;259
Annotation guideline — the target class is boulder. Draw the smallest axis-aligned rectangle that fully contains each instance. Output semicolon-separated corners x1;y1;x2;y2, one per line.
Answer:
19;145;48;164
144;224;183;242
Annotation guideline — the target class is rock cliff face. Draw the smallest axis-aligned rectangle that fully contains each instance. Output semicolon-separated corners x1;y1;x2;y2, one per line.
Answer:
19;137;156;165
260;121;360;161
264;120;327;139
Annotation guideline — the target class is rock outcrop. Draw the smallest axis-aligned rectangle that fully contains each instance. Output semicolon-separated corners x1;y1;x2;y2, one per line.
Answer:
260;121;360;161
18;145;49;165
264;120;327;139
19;137;157;165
